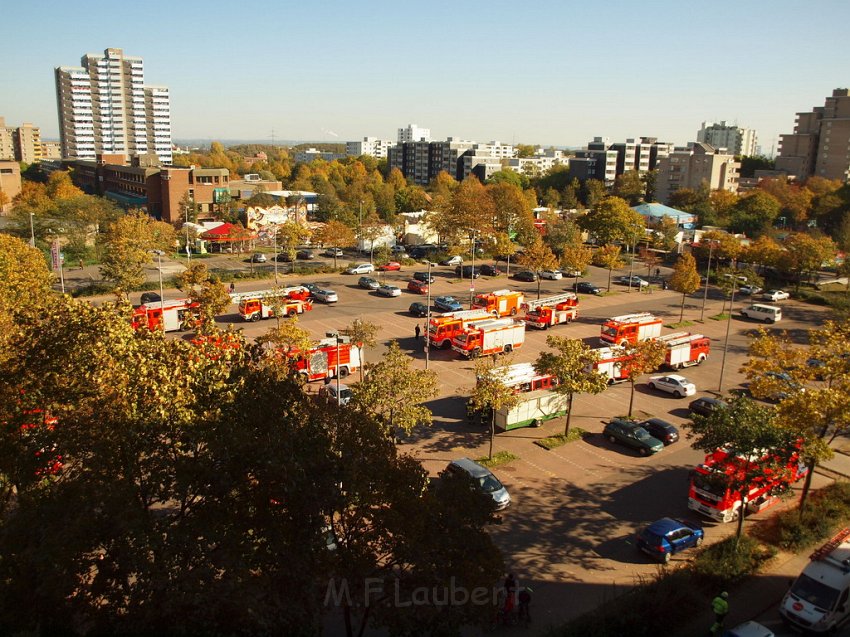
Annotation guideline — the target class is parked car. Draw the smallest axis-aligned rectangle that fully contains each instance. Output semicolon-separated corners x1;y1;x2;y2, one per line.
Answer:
301;282;321;295
322;248;344;258
345;263;375;275
250;253;267;263
513;271;538;282
313;289;338;303
377;284;401;297
435;296;463;312
391;245;408;254
407;279;429;295
689;396;728;417
617;275;649;288
756;371;805;402
603;418;664;455
638;418;679;445
440;255;463;266
722;621;774;637
358;276;379;290
377;261;402;271
409;302;429;317
296;249;315;260
319;383;352;406
636;518;704;563
140;292;162;305
413;271;435;283
274;253;293;262
738;284;763;296
563;268;583;277
573;281;601;295
455;265;481;279
540;270;563;280
647;374;697;397
444;458;510;510
762;289;790;302
740;304;782;323
480;264;503;277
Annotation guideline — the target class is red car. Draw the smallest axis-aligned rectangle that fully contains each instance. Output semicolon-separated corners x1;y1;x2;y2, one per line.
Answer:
378;261;402;271
407;279;429;295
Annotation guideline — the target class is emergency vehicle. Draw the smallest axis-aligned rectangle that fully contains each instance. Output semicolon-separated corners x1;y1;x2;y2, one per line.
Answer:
451;318;526;358
479;362;558;393
132;298;200;333
523;292;579;329
289;336;362;381
687;446;808;523
657;332;710;369
495;390;568;431
781;527;850;633
472;289;525;317
428;309;493;349
591;346;635;384
230;286;311;304
599;312;663;347
238;296;312;321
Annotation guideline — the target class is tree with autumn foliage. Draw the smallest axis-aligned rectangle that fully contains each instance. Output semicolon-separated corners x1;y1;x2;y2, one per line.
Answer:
593;243;623;291
516;236;559;299
469;355;523;459
340;318;380;382
669;253;702;322
175;262;231;325
623;339;666;417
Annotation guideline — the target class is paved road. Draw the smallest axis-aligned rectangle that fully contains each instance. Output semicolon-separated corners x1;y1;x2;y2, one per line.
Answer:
80;255;835;633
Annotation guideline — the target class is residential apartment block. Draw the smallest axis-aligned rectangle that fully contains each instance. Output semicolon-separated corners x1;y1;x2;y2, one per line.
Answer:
397;124;431;143
697;121;758;157
346;137;396;159
0;117;55;163
55;48;172;164
569;137;673;186
293;148;345;163
654;142;740;204
776;88;850;182
388;138;477;185
0;160;21;214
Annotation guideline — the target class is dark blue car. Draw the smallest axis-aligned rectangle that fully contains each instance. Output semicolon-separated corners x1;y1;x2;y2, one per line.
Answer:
636;518;704;563
435;296;463;312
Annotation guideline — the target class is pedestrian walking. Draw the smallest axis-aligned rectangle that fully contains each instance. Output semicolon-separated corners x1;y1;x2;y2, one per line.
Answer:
518;587;532;625
415;324;421;341
710;591;728;635
655;267;661;278
78;259;84;271
229;282;236;294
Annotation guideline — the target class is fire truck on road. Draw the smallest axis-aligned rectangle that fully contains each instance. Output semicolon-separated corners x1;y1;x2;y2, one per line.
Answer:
132;298;199;333
289;336;362;382
428;309;493;349
238;296;312;321
658;332;710;369
600;312;663;347
523;292;578;329
452;317;526;358
472;289;525;317
591;346;635;384
688;446;808;523
479;362;558;393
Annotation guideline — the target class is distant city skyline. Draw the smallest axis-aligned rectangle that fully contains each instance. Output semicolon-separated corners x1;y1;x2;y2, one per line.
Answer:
2;0;850;154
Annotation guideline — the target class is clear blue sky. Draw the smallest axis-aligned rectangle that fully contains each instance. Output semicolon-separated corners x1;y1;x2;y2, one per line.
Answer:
2;0;850;152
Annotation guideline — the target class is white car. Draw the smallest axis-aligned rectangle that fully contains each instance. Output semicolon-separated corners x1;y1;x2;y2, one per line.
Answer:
345;263;375;275
738;284;763;296
440;255;463;266
313;289;338;303
540;270;563;280
377;284;401;297
648;374;696;398
762;289;790;301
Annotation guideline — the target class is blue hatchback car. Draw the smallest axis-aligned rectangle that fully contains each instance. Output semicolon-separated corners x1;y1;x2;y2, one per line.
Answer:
636;518;704;563
435;296;463;312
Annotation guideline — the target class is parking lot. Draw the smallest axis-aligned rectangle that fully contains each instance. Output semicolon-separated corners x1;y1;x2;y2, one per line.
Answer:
151;255;833;631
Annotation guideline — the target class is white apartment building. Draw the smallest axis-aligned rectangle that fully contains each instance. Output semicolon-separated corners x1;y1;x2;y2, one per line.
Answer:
397;123;431;143
54;48;172;163
697;121;758;157
293;148;345;163
346;137;395;158
473;141;514;158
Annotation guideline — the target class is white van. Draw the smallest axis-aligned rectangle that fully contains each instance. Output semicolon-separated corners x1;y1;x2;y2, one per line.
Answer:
740;304;782;324
780;528;850;633
319;383;352;406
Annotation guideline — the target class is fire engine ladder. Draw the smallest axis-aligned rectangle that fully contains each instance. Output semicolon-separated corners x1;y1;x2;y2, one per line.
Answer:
810;527;850;562
525;292;577;312
441;308;492;320
608;312;656;323
230;288;282;304
659;332;705;347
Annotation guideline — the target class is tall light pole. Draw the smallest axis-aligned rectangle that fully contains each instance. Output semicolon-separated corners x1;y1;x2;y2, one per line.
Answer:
700;241;715;322
469;228;479;309
158;252;165;314
627;240;636;293
185;201;191;266
29;212;35;248
717;272;738;394
327;331;342;407
425;260;432;370
358;200;363;256
273;226;279;284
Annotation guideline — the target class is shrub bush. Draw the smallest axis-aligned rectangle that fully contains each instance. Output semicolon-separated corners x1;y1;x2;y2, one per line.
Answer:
534;428;587;450
692;535;776;588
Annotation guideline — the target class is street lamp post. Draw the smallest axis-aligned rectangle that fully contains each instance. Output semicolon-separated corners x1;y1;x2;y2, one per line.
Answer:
425;260;432;370
718;275;738;394
185;202;191;266
469;229;478;309
327;331;342;407
158;253;165;314
29;212;35;248
700;241;715;322
273;226;279;284
627;241;636;293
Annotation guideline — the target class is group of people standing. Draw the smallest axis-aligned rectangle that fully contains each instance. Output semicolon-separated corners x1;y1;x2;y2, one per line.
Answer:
496;572;532;626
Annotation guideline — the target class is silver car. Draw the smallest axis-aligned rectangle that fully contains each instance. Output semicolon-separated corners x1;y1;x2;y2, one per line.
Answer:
377;285;401;297
445;458;510;510
313;289;338;303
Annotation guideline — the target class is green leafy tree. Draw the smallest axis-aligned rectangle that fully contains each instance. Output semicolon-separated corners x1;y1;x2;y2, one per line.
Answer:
582;179;607;208
613;170;644;205
491;232;518;275
470;356;523;459
534;336;607;435
593;243;623;291
623;340;666;417
577;196;645;247
560;243;593;281
669;253;702;322
351;341;438;440
275;221;311;264
688;396;799;538
99;210;176;298
516;236;559;298
777;232;835;291
174;262;231;328
729;190;782;236
543;215;581;256
340;318;380;382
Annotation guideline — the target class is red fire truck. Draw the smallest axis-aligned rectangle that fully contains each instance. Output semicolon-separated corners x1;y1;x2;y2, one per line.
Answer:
472;289;525;317
599;312;663;347
688;447;809;523
657;332;710;369
451;317;526;358
238;296;312;321
591;346;635;384
428;309;492;349
523;292;579;329
289;336;362;381
132;299;200;333
479;362;558;393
